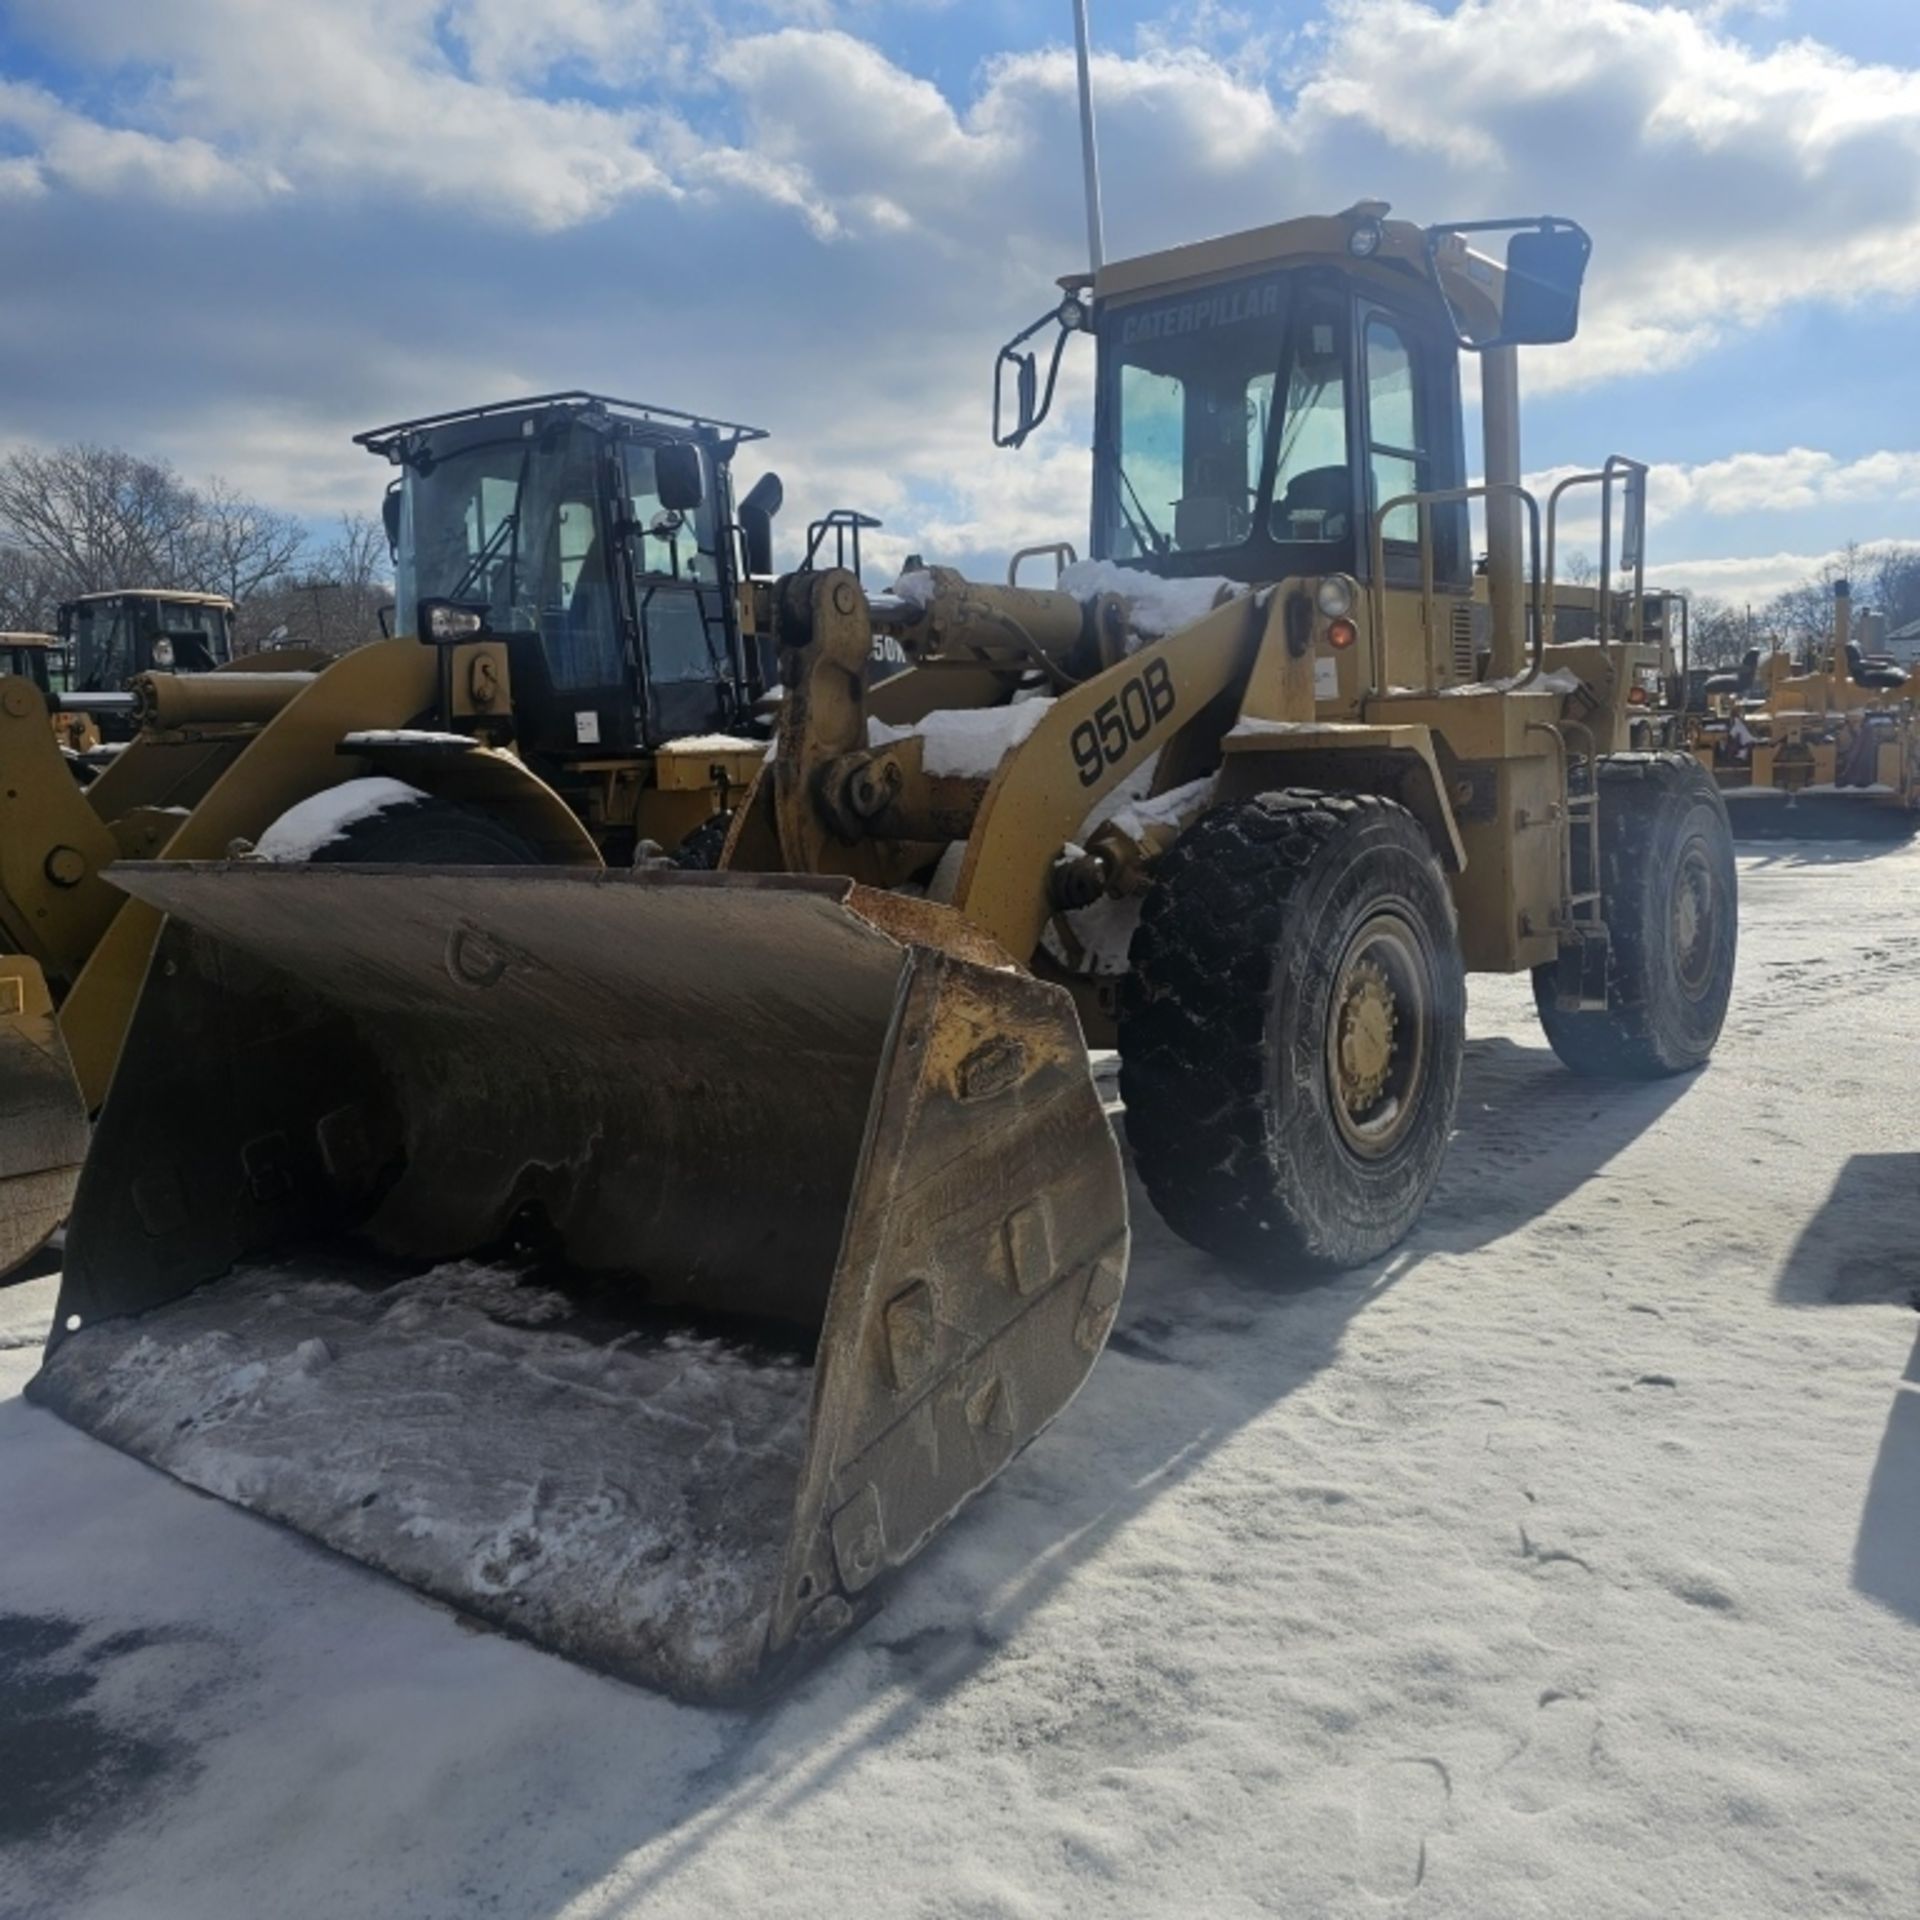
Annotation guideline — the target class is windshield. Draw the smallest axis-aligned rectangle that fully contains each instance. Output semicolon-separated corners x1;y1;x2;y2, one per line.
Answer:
396;423;625;692
72;602;137;689
151;603;229;669
1103;274;1287;560
395;423;727;703
1097;272;1376;578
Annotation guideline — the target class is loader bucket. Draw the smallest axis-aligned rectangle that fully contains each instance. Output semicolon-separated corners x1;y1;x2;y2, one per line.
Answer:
1719;788;1916;841
0;955;88;1279
29;864;1127;1700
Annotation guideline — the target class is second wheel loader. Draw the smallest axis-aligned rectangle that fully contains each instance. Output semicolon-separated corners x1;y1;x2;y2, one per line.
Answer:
1689;578;1919;834
0;394;841;1275
32;205;1736;1700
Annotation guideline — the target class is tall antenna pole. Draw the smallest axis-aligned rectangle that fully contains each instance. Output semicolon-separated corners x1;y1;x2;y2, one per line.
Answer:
1071;0;1106;273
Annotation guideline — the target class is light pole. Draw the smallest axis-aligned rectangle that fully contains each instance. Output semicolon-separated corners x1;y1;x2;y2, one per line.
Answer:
1071;0;1106;274
308;580;340;651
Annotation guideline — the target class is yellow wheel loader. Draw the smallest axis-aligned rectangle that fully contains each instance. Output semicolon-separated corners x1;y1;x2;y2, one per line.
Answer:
1689;579;1918;834
31;207;1736;1699
0;395;814;1277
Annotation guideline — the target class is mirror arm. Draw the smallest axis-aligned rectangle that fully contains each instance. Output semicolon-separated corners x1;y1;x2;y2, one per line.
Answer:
993;303;1083;451
1423;216;1591;354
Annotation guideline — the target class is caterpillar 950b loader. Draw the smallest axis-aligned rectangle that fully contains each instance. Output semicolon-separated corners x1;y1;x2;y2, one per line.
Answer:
1689;578;1918;834
0;395;833;1279
32;205;1735;1699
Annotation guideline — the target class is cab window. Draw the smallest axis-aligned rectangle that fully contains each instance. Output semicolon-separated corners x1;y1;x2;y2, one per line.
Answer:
1365;313;1426;545
1268;294;1352;549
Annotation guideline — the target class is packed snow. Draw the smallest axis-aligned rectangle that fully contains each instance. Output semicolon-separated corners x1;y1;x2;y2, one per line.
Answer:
336;729;475;749
1042;771;1220;978
658;734;766;755
29;1259;813;1701
4;839;1920;1917
249;777;427;861
1434;667;1587;699
1057;557;1247;641
868;699;1054;779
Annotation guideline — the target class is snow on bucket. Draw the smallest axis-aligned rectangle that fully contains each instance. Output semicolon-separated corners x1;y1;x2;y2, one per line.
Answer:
31;862;1128;1699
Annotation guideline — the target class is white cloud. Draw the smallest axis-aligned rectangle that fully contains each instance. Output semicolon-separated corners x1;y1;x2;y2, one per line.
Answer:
1653;537;1920;609
0;0;1918;595
0;78;280;205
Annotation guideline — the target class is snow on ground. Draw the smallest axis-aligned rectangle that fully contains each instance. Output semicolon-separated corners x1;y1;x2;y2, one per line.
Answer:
5;839;1920;1918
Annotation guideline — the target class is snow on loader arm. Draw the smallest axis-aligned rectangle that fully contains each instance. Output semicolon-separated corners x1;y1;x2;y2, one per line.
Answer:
31;862;1127;1701
0;955;88;1275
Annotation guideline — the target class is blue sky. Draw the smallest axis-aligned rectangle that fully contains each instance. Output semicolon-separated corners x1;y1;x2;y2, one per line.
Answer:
0;0;1916;605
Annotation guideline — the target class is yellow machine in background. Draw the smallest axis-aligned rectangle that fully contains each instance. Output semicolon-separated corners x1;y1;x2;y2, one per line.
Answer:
36;205;1737;1700
0;397;806;1276
1690;579;1918;831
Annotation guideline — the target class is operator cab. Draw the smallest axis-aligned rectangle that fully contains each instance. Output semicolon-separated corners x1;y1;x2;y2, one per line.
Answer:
0;633;55;695
61;590;235;689
996;204;1590;601
360;393;784;761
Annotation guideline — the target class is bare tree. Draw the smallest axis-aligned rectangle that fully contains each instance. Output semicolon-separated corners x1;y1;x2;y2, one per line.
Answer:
1870;548;1920;631
1560;549;1598;588
191;476;308;605
1685;595;1757;671
0;543;67;632
0;444;204;594
236;514;392;656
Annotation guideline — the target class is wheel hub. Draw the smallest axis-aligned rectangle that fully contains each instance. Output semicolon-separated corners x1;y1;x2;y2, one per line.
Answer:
1324;911;1432;1165
1336;959;1397;1112
1671;843;1716;998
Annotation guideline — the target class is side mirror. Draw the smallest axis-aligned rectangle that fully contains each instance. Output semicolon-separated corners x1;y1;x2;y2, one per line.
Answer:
1425;217;1591;352
992;295;1089;451
381;482;402;558
654;441;706;514
1500;225;1590;346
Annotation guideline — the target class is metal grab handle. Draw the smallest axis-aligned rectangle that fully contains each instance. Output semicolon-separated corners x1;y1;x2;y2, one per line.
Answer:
1368;482;1544;696
1544;454;1650;651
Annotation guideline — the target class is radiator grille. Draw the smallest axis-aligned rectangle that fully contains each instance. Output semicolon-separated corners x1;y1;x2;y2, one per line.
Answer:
1450;602;1476;681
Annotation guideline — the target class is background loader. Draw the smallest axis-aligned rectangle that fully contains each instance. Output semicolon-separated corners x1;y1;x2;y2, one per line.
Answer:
0;393;836;1275
32;205;1737;1700
1689;577;1918;834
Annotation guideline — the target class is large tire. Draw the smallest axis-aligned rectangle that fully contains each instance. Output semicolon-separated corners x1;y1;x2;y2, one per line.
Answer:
669;811;734;870
309;797;541;866
1532;752;1736;1078
1119;791;1465;1272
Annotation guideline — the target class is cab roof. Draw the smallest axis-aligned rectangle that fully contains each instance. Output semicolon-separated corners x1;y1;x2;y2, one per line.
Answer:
356;391;770;461
1076;202;1505;336
64;590;234;611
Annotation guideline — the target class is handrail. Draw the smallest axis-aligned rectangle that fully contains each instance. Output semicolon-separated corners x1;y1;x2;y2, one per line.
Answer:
1544;455;1650;651
1368;482;1545;695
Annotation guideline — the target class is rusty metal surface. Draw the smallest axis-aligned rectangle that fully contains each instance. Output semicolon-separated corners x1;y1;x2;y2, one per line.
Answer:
43;862;1128;1696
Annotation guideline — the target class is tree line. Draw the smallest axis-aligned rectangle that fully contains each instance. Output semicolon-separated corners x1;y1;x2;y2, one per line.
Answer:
0;442;390;655
1683;546;1920;671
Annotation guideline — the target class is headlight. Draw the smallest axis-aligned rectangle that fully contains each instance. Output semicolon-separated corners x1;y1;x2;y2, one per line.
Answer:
1347;218;1383;259
1315;575;1357;620
151;638;175;669
420;600;486;643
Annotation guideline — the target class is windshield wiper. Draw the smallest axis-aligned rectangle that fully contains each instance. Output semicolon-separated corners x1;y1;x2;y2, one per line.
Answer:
446;447;532;606
1116;462;1170;557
